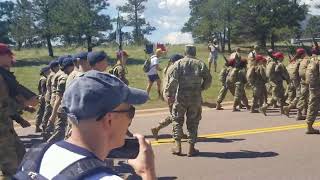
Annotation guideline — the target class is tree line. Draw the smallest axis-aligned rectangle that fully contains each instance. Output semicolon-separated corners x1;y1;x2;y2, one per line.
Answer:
182;0;320;52
0;0;155;56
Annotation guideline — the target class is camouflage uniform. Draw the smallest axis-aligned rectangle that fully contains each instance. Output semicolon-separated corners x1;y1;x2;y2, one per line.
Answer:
247;63;268;112
216;65;234;108
41;71;55;131
112;64;129;85
296;57;310;119
262;59;288;114
233;67;249;111
283;59;301;116
305;55;320;134
47;72;68;143
165;56;212;145
35;75;47;131
0;73;22;177
43;70;64;140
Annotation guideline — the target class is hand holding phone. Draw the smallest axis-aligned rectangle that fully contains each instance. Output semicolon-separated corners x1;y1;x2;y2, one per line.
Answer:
128;134;156;180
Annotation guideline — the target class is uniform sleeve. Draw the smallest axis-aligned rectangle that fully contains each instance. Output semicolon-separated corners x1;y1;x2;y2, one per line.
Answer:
57;76;67;95
246;67;255;84
41;78;47;95
165;63;179;97
201;63;212;90
219;67;227;82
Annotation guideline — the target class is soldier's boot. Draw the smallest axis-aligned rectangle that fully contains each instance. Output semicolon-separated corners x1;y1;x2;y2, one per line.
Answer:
283;105;291;117
296;110;305;120
250;106;259;113
306;121;320;134
280;106;284;115
187;143;199;157
216;103;224;110
232;106;240;112
151;127;159;141
171;141;182;156
260;105;268;116
246;104;251;111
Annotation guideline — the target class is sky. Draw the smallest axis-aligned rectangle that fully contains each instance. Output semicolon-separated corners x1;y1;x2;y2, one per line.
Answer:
1;0;320;44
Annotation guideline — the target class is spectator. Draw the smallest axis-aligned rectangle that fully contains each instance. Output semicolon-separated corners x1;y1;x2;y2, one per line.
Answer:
146;49;163;99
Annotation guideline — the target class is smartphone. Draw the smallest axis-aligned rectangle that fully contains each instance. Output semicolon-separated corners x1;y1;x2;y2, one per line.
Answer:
107;138;140;159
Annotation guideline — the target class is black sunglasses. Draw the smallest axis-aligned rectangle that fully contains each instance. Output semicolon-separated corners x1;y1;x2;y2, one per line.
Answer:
97;106;135;121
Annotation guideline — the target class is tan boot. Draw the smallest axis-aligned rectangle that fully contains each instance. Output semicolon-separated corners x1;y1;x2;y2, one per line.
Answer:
306;121;320;134
151;127;159;140
187;143;199;157
171;141;182;156
216;103;224;110
296;110;305;120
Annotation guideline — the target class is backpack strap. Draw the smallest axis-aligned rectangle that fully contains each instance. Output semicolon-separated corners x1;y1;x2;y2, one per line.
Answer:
13;142;54;180
53;157;117;180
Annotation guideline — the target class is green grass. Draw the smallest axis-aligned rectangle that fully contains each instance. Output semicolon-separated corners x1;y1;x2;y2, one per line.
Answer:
13;44;253;120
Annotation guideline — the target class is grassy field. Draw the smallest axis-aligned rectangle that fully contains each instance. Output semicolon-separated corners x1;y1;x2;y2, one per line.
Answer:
12;44;257;120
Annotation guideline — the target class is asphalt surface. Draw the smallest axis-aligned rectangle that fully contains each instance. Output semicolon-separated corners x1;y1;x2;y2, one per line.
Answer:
16;106;320;180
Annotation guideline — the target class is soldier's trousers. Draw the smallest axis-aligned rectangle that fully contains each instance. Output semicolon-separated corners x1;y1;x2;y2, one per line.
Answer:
41;102;52;131
47;112;67;143
155;104;173;130
269;83;285;106
0;129;25;178
297;83;309;112
252;85;264;109
217;83;235;104
234;83;248;106
172;101;201;144
286;82;296;105
35;97;45;128
306;88;320;123
288;81;301;107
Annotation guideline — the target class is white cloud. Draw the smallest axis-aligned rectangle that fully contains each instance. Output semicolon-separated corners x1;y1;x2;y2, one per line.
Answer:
162;32;193;44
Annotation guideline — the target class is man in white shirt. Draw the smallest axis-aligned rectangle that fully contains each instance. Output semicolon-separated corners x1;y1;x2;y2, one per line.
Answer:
146;49;163;99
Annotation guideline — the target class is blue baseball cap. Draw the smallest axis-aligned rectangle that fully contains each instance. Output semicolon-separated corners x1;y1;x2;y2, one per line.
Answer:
60;57;74;70
40;66;50;74
49;60;59;69
73;52;88;61
87;51;107;66
170;54;184;63
62;70;149;122
58;55;72;66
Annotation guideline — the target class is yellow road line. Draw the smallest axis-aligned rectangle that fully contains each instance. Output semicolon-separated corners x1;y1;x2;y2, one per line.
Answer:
151;122;320;146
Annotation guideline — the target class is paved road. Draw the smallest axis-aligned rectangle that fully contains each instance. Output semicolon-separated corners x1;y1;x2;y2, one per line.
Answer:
16;106;320;180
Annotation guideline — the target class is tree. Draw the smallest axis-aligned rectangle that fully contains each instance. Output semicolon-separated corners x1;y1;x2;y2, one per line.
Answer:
118;0;155;44
305;16;320;37
10;0;35;50
32;0;59;57
54;0;112;51
0;1;14;44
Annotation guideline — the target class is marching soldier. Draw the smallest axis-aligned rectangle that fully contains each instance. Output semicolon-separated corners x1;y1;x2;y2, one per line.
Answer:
47;57;74;143
261;52;288;115
151;54;187;140
35;66;50;132
283;49;305;117
247;55;268;113
165;45;212;157
304;49;320;134
41;60;59;134
296;50;310;120
110;50;129;85
216;59;235;110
